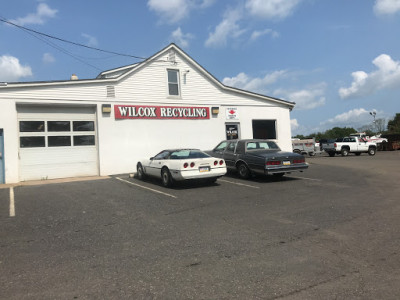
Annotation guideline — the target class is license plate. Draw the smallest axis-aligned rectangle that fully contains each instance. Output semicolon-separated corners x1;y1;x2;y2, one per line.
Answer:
199;166;210;172
283;161;291;166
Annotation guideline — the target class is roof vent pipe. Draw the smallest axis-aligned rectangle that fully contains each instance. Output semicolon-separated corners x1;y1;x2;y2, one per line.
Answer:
70;74;78;80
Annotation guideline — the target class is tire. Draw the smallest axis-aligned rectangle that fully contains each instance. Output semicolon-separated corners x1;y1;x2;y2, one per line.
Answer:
368;147;376;156
237;162;251;179
355;152;361;156
136;163;146;180
328;152;335;157
341;148;349;157
161;167;174;188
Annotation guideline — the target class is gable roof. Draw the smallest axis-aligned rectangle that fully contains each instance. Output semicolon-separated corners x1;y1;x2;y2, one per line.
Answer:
0;43;295;108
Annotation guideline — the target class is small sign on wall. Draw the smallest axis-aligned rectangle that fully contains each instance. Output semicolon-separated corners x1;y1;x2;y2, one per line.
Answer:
226;107;238;120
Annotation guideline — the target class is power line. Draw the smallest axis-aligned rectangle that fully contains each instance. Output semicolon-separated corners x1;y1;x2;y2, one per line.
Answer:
0;17;147;61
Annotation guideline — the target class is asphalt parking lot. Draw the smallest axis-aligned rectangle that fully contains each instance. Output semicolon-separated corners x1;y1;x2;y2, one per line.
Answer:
1;151;400;299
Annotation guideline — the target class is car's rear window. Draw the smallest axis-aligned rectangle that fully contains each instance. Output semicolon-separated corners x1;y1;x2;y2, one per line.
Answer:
170;150;210;159
246;141;280;150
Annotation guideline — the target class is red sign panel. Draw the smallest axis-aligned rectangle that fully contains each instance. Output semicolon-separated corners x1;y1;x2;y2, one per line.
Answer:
114;105;210;120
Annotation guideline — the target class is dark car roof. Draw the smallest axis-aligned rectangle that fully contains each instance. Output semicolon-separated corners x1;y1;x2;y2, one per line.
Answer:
220;139;275;143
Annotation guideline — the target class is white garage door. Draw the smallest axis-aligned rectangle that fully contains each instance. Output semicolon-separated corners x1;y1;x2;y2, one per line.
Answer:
18;105;98;181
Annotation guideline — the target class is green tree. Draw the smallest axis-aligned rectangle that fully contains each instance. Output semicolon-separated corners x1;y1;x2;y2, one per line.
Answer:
324;127;357;139
387;113;400;133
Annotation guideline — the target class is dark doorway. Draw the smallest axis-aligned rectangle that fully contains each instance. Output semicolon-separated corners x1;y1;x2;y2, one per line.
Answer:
252;120;276;139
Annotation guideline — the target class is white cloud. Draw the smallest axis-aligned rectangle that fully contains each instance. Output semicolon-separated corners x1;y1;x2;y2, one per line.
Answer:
81;33;98;47
0;55;33;82
170;27;194;48
321;108;375;127
148;0;214;23
10;3;57;26
222;70;287;94
291;119;299;131
205;8;245;48
374;0;400;16
274;83;326;110
42;53;55;64
339;54;400;99
245;0;301;20
250;28;280;41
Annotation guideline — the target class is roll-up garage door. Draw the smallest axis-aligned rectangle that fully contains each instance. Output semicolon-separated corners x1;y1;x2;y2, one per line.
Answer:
17;105;98;181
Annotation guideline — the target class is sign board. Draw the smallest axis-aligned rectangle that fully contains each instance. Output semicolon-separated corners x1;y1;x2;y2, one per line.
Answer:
115;105;210;120
226;107;238;120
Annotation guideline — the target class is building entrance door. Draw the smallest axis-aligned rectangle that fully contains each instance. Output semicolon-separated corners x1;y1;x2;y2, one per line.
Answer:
0;129;4;184
225;123;240;140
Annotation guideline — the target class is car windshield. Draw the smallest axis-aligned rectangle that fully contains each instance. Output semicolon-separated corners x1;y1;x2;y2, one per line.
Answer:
246;141;280;151
169;149;210;159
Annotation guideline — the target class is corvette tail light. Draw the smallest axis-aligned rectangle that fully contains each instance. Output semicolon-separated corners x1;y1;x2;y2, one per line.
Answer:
190;162;195;168
266;161;281;166
293;158;305;164
214;160;218;166
219;160;224;165
183;163;188;168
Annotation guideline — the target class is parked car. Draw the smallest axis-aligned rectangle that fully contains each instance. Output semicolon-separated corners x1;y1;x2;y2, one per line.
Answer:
208;139;308;179
136;149;227;187
323;136;377;157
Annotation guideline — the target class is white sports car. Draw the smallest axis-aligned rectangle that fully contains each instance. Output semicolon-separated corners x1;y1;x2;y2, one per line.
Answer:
136;149;227;187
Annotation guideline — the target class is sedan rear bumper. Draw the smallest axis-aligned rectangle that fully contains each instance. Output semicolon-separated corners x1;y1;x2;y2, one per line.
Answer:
171;166;227;181
264;163;309;175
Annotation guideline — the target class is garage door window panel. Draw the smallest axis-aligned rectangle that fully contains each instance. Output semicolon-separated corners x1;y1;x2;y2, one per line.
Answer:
20;121;45;132
48;136;71;147
73;135;95;146
20;136;45;148
48;121;70;132
73;121;94;132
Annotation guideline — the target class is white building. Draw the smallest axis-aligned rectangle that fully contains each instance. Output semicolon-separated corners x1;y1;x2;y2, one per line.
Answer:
0;44;295;184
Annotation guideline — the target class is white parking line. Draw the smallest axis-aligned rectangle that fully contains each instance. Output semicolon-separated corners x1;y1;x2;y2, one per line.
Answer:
289;175;322;182
218;179;260;189
9;187;15;217
115;177;177;198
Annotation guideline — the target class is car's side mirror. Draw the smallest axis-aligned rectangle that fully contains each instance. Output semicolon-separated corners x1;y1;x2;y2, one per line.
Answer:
150;157;154;160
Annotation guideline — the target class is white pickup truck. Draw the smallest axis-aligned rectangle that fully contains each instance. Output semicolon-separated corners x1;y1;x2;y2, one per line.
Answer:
324;136;377;157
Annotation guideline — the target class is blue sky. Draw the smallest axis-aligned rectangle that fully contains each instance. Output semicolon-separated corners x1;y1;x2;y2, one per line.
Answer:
1;0;400;136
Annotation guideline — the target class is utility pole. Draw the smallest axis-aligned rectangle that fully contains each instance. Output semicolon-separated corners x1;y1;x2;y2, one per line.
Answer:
370;111;376;133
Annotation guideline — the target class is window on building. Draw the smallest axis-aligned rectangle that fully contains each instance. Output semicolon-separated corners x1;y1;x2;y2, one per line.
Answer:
73;135;95;146
252;120;276;139
48;136;71;147
167;69;180;96
73;121;94;131
19;121;45;132
48;121;70;132
20;137;45;148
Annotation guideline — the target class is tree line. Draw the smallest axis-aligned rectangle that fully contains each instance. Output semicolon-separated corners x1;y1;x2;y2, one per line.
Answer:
293;113;400;140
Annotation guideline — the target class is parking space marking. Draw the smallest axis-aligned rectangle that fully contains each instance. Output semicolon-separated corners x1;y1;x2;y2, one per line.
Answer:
289;175;322;182
218;179;260;189
9;187;15;217
115;177;177;199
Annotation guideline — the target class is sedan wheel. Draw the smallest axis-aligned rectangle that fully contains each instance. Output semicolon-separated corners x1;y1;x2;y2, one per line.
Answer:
237;163;250;179
136;163;145;180
161;168;174;188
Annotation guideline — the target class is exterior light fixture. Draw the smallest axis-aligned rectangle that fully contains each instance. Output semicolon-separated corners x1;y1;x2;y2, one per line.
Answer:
211;107;219;115
102;104;112;113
